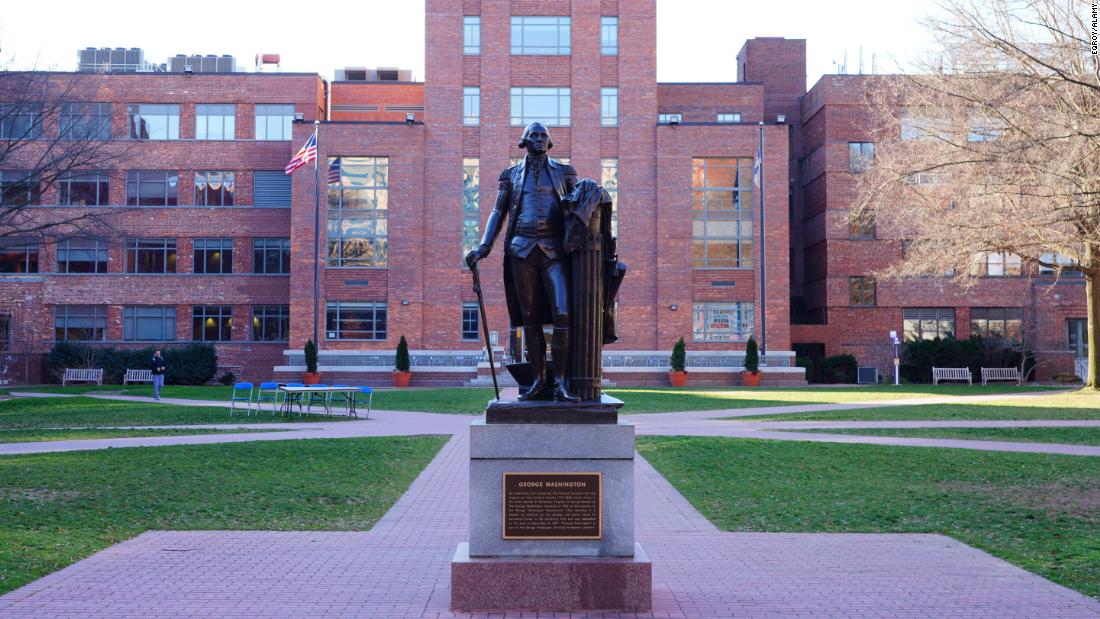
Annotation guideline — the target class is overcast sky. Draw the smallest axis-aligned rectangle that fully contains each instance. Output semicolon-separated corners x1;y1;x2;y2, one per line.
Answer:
1;0;936;88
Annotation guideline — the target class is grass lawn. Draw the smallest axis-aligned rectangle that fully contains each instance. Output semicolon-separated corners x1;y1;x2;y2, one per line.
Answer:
0;435;447;595
0;428;290;444
783;426;1100;446
637;436;1100;600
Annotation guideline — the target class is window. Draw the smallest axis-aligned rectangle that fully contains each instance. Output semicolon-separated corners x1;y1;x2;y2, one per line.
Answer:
903;308;955;341
325;301;387;340
601;88;618;127
0;103;43;139
463;87;480;126
126;171;178;206
326;157;389;267
194;238;234;274
976;251;1021;277
253;238;291;274
849;276;876;306
692;302;754;342
601;158;619;237
254;104;294;140
462;302;479;340
848;210;876;239
54;305;106;341
123;306;176;341
716;113;741;123
970;307;1022;341
128;104;179;140
0;315;9;349
511;16;570;55
0;170;41;206
510;88;570;126
58;172;109;206
60;103;110;140
900;108;949;141
601;17;618;55
196;104;235;140
57;239;108;273
253;171;291;207
126;238;177;273
692;158;754;268
658;113;682;124
462;158;480;261
1068;318;1088;357
1038;252;1081;277
194;171;235;206
252;305;289;341
967;114;1004;142
848;142;875;173
193;306;232;341
464;16;481;54
0;240;38;273
905;172;940;186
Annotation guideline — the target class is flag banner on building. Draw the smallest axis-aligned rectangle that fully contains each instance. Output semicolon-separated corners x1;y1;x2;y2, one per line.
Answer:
327;157;342;184
753;139;762;188
285;131;318;174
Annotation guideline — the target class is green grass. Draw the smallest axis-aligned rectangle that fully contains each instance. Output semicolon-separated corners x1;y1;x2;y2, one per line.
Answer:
637;436;1100;600
0;435;447;595
0;428;289;443
730;392;1100;422
784;426;1100;446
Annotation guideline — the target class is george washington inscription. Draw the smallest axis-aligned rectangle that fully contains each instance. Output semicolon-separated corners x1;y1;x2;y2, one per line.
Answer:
502;472;601;539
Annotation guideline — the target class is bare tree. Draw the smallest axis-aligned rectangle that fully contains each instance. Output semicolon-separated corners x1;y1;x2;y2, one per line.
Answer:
854;0;1100;387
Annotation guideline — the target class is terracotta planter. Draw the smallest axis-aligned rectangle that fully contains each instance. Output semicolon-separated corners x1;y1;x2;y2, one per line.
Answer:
668;370;687;387
393;370;412;388
303;372;321;385
742;371;761;387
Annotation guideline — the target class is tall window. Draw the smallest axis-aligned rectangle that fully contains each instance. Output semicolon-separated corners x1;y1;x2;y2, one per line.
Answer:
1068;318;1088;358
848;142;875;173
692;158;754;268
325;302;387;340
0;170;41;206
463;88;480;125
903;308;955;341
511;16;571;55
194;238;234;274
970;307;1022;341
601;158;619;237
193;306;232;341
601;88;618;127
123;306;176;341
253;238;291;274
462;303;479;340
252;305;290;341
716;113;741;123
0;103;43;139
194;171;235;206
693;302;754;342
848;210;876;239
0;315;9;349
849;276;876;307
253;170;291;207
326;157;389;267
196;104;235;140
976;251;1021;277
464;16;481;54
127;104;179;140
462;158;480;261
60;103;110;140
126;171;178;206
601;17;618;55
254;104;294;140
126;238;177;273
57;239;108;273
0;240;39;273
54;305;106;341
511;88;570;126
58;172;109;206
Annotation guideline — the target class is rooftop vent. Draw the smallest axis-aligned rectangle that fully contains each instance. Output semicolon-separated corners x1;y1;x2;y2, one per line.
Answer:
77;47;159;73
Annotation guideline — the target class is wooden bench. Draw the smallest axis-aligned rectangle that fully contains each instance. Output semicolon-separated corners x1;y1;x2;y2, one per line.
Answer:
123;369;154;385
932;367;972;385
62;368;103;386
981;367;1021;386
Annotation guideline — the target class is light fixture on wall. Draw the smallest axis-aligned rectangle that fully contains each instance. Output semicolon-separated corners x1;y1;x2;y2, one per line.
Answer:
405;112;415;124
668;304;678;311
777;114;786;124
401;299;410;306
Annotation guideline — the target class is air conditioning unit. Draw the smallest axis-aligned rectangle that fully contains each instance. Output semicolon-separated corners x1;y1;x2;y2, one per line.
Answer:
856;367;879;384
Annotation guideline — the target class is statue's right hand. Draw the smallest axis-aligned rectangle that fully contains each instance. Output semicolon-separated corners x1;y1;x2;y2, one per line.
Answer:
465;245;489;268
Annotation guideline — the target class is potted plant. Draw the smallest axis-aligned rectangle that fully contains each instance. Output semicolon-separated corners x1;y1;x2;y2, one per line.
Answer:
393;335;412;387
303;338;321;385
668;337;687;387
742;336;761;387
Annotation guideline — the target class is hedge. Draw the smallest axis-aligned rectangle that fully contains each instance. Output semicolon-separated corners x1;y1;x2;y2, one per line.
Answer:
47;342;218;385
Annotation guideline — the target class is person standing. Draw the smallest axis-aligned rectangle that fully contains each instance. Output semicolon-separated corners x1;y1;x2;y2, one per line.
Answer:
150;349;166;401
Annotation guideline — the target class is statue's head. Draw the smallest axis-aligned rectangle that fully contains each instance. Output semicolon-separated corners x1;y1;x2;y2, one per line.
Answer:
518;122;553;153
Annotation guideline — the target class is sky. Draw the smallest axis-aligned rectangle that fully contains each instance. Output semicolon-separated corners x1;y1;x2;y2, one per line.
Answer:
0;1;937;88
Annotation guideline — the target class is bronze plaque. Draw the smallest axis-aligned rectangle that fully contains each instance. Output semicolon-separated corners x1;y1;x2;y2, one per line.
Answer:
502;472;602;540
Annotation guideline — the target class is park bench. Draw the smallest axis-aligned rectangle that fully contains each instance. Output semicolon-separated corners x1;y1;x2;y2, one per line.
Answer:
123;369;153;385
981;367;1021;386
62;368;103;386
932;367;972;385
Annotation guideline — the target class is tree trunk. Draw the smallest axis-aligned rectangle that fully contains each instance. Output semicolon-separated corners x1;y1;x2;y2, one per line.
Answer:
1086;268;1100;389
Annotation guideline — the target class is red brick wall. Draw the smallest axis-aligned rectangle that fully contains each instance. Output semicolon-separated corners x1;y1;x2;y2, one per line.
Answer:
655;84;764;124
330;82;425;122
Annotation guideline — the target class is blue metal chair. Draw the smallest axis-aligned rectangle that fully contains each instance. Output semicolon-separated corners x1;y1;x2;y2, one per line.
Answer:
255;382;282;416
283;382;305;416
306;384;330;414
329;384;353;416
351;386;373;419
229;382;253;416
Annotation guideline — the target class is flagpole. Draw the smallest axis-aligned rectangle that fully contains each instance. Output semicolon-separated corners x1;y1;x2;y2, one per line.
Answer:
758;123;767;361
312;121;321;347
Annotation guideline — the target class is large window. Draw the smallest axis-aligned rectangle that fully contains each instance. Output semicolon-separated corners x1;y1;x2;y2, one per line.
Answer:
126;171;178;206
55;305;106;341
193;305;232;341
57;239;108;273
194;171;235;206
253;238;291;274
326;156;389;267
601;88;618;127
1068;318;1088;358
196;104;235;140
463;88;480;126
511;16;571;55
601;17;618;55
123;306;176;341
60;103;110;140
970;307;1022;341
462;158;480;261
464;16;481;54
848;209;876;239
58;172;109;206
1038;252;1081;277
194;238;233;274
255;104;294;140
976;251;1021;277
900;108;950;141
849;276;876;306
601;158;618;237
691;158;754;269
510;87;571;126
0;170;41;206
128;104;179;140
848;142;875;173
462;303;479;341
325;302;387;340
903;308;955;341
0;240;38;273
0;103;43;140
252;305;289;341
125;238;177;273
693;302;754;343
253;170;291;207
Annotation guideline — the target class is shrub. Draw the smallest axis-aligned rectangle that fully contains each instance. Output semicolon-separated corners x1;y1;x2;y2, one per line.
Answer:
304;339;318;373
163;344;218;385
795;356;814;380
395;335;411;372
218;372;237;386
47;343;216;385
669;337;686;372
822;354;858;384
900;336;1028;384
744;336;760;373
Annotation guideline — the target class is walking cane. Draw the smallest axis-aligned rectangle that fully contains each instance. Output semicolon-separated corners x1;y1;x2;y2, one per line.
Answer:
467;257;501;401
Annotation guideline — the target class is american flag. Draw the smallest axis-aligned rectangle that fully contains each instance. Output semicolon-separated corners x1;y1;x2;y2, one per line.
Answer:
284;131;317;175
327;157;341;185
